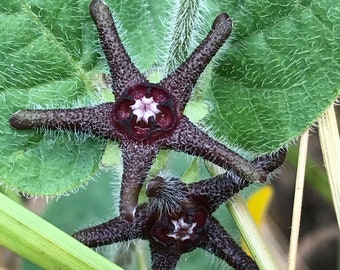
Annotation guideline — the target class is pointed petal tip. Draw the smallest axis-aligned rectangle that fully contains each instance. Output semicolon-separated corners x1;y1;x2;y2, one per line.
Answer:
89;0;109;19
9;110;32;130
212;13;233;31
89;0;105;10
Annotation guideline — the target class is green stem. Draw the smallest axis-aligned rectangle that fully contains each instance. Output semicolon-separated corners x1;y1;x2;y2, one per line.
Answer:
0;192;121;270
207;164;279;269
165;0;200;74
319;105;340;229
227;195;279;270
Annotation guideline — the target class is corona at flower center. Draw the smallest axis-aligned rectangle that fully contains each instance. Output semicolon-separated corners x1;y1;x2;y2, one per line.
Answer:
151;206;209;253
130;96;161;123
113;83;178;141
167;217;197;241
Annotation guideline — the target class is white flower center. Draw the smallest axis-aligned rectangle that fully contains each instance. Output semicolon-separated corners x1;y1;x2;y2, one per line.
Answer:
130;96;160;124
167;217;197;241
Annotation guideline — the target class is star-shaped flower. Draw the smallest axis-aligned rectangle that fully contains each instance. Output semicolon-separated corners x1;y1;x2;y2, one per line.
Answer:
10;0;269;221
73;149;286;270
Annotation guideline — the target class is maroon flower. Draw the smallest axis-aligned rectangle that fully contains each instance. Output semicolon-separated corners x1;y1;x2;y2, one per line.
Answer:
10;0;269;221
73;149;286;270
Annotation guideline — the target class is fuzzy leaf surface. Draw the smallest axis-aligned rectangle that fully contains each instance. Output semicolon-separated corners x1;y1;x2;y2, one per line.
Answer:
206;0;340;153
0;0;339;195
0;0;160;195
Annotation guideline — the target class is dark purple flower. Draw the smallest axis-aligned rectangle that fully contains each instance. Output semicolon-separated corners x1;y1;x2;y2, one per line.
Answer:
73;149;286;270
10;0;269;221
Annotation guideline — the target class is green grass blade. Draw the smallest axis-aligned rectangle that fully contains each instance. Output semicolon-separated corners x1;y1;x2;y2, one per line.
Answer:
0;193;121;270
288;130;309;270
227;194;279;270
319;105;340;229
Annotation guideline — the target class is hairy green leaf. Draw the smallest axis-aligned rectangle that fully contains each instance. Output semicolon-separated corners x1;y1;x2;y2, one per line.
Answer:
0;0;160;195
206;0;340;153
1;0;339;196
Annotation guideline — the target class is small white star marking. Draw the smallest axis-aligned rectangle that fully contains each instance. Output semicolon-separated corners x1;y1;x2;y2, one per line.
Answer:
167;217;197;241
130;96;160;123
